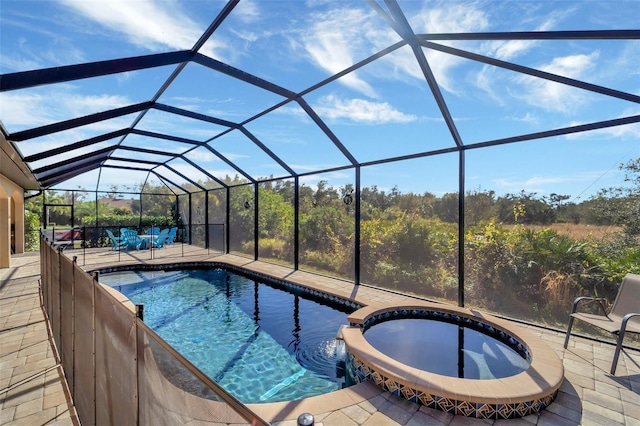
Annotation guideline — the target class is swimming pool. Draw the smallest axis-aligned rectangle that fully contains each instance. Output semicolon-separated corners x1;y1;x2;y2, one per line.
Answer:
100;267;353;403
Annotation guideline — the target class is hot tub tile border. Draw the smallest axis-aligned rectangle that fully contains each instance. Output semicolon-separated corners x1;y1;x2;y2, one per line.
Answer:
347;351;557;419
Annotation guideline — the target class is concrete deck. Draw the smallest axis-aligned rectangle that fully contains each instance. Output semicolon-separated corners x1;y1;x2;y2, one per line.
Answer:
0;252;78;426
1;247;639;425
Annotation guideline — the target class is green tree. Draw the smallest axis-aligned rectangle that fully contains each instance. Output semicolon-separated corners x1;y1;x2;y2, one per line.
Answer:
465;189;497;226
257;182;294;262
495;191;556;224
590;158;640;237
433;192;458;223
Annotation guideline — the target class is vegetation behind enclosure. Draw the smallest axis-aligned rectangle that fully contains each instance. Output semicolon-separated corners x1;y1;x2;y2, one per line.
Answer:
25;159;639;333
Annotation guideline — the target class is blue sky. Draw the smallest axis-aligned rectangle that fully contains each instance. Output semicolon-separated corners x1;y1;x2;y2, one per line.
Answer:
1;0;638;202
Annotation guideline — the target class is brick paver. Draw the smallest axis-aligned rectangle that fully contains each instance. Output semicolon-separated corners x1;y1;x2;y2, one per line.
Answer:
0;253;78;426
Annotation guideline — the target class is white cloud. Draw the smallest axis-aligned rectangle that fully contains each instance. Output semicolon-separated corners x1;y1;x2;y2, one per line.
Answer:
313;95;417;124
515;52;599;113
601;121;640;139
591;40;640;87
161;162;205;182
123;137;187;155
413;2;489;34
410;3;489;94
28;141;115;169
40;43;86;68
508;112;539;125
0;89;132;131
479;11;559;61
1;15;86;71
135;110;224;141
474;65;505;106
299;171;351;188
300;3;486;96
619;41;640;78
231;29;259;44
57;0;222;58
0;52;42;74
17;139;87;159
201;167;237;180
542;53;598;77
290;163;341;172
273;105;310;122
61;94;130;116
233;0;261;24
564;108;640;140
492;171;606;194
302;7;378;97
483;39;538;61
94;167;152;189
219;152;248;162
0;92;57;128
288;2;489;97
185;149;222;164
115;72;132;85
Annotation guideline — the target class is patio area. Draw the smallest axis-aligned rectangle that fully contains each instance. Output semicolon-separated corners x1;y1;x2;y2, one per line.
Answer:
1;248;639;425
0;252;78;426
2;1;639;423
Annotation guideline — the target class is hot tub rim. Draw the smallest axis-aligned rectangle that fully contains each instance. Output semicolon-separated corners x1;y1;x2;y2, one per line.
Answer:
343;301;564;417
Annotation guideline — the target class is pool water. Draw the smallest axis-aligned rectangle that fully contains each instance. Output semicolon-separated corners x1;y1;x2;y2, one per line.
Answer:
364;318;530;379
101;268;352;403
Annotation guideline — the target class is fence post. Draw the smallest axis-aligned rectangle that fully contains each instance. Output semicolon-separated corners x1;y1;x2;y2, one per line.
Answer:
83;226;86;265
136;304;144;322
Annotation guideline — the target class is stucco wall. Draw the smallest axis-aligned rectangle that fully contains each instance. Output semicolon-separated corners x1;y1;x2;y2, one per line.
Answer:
0;174;25;268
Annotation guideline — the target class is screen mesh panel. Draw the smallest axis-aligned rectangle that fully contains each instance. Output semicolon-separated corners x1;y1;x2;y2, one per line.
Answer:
136;322;263;425
258;179;294;267
229;185;254;257
41;238;51;317
73;267;95;426
177;194;193;248
207;189;226;253
50;247;61;351
59;254;74;394
94;285;138;425
298;174;355;281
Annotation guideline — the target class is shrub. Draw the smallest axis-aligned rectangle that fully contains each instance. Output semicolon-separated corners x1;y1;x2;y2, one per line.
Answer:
24;211;40;251
80;214;176;227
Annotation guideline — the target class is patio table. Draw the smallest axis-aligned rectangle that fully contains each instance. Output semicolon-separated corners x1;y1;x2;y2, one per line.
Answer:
137;235;153;250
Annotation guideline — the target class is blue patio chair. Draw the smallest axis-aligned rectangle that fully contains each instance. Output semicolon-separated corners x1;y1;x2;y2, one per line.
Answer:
149;229;170;249
105;229;126;250
147;226;161;236
166;227;177;244
121;229;144;251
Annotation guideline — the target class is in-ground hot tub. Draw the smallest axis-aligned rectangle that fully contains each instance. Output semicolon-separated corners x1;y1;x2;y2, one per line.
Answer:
341;302;564;419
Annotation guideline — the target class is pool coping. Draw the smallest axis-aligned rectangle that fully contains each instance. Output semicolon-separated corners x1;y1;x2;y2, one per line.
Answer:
91;259;563;422
342;302;565;419
93;260;364;312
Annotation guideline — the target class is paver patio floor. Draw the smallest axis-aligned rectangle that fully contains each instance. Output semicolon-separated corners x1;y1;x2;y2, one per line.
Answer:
1;249;639;425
